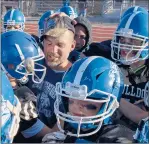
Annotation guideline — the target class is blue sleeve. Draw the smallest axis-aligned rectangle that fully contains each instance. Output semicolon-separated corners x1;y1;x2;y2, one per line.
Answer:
21;119;45;138
133;117;149;143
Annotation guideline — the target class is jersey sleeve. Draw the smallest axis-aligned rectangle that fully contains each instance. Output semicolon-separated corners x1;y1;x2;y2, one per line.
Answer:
133;117;149;143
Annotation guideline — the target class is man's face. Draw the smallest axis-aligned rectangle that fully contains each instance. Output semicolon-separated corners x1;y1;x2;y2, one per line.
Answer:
68;98;102;117
74;25;87;50
119;36;143;60
43;30;75;67
6;24;21;31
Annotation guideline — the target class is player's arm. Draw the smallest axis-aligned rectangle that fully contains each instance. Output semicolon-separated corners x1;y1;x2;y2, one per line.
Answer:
13;86;59;143
21;118;59;142
119;98;148;124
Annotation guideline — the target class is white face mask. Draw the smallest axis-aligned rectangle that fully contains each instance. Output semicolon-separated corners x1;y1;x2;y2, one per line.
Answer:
111;32;149;65
120;57;137;65
54;82;119;137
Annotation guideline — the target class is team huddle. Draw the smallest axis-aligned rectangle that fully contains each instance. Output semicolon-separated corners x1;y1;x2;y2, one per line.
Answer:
1;3;149;144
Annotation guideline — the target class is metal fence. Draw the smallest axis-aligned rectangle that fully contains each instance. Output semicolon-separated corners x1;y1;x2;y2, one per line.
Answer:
102;0;148;20
1;0;148;21
1;0;100;17
1;0;113;18
119;0;148;18
21;0;104;17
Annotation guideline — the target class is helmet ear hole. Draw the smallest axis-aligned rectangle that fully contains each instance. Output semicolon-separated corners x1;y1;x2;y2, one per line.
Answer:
96;73;103;80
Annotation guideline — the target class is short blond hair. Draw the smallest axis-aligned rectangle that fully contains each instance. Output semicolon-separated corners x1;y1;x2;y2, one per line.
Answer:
43;16;74;38
45;28;68;38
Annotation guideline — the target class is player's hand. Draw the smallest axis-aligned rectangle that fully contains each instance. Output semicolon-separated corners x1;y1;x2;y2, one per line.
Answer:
14;86;38;121
42;131;66;143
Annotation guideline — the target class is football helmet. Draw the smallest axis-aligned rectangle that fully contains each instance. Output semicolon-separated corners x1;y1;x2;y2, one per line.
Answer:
3;9;25;32
38;10;54;38
63;0;70;6
59;5;78;19
54;56;124;137
1;70;21;143
1;31;46;84
111;11;149;65
121;6;148;21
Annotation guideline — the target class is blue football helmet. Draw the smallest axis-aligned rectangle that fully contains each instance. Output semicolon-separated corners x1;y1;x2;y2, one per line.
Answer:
59;5;78;19
121;6;148;21
38;10;54;38
63;0;70;6
3;9;25;32
54;56;124;137
1;70;21;143
1;31;46;84
111;11;149;65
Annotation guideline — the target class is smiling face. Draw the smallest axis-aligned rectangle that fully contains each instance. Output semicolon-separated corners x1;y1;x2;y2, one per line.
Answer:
119;36;143;60
43;30;76;68
68;98;103;117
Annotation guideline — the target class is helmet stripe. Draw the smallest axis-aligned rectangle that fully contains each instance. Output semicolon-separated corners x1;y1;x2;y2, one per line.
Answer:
125;11;141;29
133;6;139;12
69;6;75;17
73;56;99;85
15;44;25;60
10;9;15;21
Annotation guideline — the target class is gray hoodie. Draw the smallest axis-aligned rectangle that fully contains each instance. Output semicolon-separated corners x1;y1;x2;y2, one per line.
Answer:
74;16;92;52
68;16;92;63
